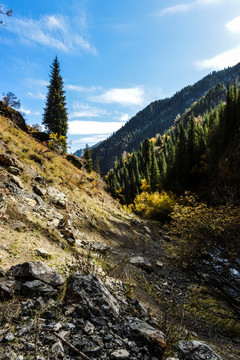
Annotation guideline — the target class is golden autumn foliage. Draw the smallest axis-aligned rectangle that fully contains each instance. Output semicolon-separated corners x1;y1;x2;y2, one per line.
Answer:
167;199;240;265
134;191;177;221
48;133;67;153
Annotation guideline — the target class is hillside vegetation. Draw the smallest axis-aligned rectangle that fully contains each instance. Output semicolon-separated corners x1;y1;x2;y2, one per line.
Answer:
0;100;240;359
90;62;240;174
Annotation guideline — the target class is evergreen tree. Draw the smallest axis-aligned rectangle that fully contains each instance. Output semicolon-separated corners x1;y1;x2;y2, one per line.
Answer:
43;56;68;151
83;144;93;173
94;155;101;175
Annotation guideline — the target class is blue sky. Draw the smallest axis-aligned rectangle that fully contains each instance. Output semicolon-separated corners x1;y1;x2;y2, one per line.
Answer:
1;0;240;153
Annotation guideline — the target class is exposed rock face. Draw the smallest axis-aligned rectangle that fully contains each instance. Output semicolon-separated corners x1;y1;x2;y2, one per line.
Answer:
124;317;166;357
9;174;24;189
0;101;28;132
7;261;65;287
0;262;226;360
65;273;121;318
66;154;84;170
130;256;154;273
21;279;58;298
33;184;47;197
47;186;67;208
0;278;20;299
0;193;8;218
178;340;223;360
0;153;17;167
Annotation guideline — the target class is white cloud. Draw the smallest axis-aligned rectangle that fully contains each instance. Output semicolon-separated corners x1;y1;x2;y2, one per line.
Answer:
26;79;48;88
7;14;96;54
90;87;145;106
66;84;99;92
120;113;130;122
68;120;125;135
19;107;31;115
159;0;222;16
72;134;107;145
45;15;66;31
27;92;45;100
195;46;240;70
226;16;240;34
70;103;107;119
159;4;191;16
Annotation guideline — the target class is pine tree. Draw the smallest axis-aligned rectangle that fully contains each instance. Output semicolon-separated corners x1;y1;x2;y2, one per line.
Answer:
83;144;93;173
43;56;68;151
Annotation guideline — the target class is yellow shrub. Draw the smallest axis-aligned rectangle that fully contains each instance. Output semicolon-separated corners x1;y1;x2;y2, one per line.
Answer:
134;191;177;221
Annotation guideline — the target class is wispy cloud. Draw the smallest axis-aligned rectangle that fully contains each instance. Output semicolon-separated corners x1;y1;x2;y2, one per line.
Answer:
7;14;96;54
69;103;108;119
27;92;45;100
66;84;99;92
119;113;130;122
195;46;240;70
90;87;145;106
158;0;222;16
159;4;191;16
72;134;107;145
25;78;48;88
19;107;31;115
226;16;240;34
68;120;125;135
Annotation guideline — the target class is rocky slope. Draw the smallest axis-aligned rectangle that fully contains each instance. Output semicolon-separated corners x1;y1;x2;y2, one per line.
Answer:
0;106;239;359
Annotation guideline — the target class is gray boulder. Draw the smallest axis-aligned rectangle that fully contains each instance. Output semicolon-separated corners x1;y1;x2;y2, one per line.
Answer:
9;174;24;189
178;340;222;360
47;186;67;208
110;349;130;359
90;241;110;254
7;261;65;287
65;273;120;318
130;256;153;273
8;166;21;175
0;278;20;298
33;184;46;197
125;317;166;358
21;280;58;298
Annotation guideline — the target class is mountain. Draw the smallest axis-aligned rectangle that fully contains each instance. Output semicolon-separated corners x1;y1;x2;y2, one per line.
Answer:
91;62;240;174
73;141;102;158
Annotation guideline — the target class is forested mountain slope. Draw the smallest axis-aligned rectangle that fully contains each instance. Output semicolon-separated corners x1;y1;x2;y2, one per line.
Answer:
91;62;240;174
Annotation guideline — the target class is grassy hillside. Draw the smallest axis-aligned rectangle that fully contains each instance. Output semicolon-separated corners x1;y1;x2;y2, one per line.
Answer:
0;110;138;271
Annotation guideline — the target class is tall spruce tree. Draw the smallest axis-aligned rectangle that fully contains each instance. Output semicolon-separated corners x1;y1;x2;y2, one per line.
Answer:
43;56;68;150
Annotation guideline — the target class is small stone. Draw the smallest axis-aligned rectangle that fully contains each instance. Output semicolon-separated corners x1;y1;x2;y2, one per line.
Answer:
130;256;153;273
110;349;130;359
36;248;51;259
5;332;15;342
9;174;24;189
17;326;28;336
84;320;95;334
51;340;64;354
156;260;163;268
33;185;46;196
26;342;35;350
8;166;21;175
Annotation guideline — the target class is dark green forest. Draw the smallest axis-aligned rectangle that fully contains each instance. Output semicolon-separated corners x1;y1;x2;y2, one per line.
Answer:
106;80;240;206
91;62;240;174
